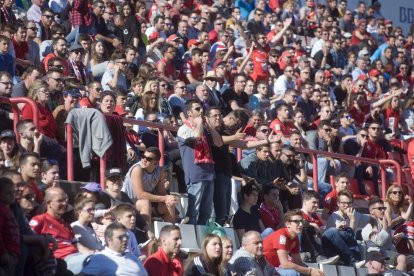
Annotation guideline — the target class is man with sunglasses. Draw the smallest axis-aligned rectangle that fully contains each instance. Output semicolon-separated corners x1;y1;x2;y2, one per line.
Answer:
122;147;177;226
263;209;325;276
101;51;128;91
79;81;102;108
80;222;148;275
362;198;410;273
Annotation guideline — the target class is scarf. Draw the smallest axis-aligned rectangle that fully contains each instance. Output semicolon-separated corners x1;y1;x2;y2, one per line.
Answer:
184;120;214;164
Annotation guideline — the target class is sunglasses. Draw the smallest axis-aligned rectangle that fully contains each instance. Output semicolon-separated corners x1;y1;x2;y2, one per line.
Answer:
116;233;129;241
23;194;35;201
391;191;403;195
372;207;387;211
360;134;368;138
142;155;156;162
260;129;270;133
82;207;95;213
289;219;304;225
177;86;187;90
43;15;54;19
323;128;332;132
193;107;202;111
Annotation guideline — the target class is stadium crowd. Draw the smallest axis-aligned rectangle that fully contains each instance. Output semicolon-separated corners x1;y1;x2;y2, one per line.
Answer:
1;0;414;274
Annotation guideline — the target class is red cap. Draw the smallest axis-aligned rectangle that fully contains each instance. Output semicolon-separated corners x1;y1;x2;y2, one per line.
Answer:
357;74;368;81
167;34;179;43
148;32;159;42
187;39;201;48
369;69;381;78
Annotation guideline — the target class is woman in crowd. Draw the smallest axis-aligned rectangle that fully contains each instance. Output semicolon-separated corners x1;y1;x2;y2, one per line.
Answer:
21;80;57;140
0;130;20;170
135;91;160;120
38;159;60;192
384;184;414;253
121;3;140;49
292;108;309;139
134;1;147;24
184;234;223;276
100;91;117;114
90;41;108;67
221;236;234;276
71;196;104;253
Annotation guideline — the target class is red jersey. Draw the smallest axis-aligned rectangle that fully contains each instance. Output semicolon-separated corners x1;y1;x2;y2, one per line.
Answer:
407;139;414;180
144;248;183;276
12;39;29;59
249;46;270;82
43;53;69;76
363;139;386;159
383;108;400;133
301;210;323;227
79;97;95;108
29;213;78;259
259;203;281;231
348;104;370;128
156;58;176;80
269;118;295;137
324;190;337;215
243;123;257;137
21;102;57;139
182;60;203;84
263;227;300;267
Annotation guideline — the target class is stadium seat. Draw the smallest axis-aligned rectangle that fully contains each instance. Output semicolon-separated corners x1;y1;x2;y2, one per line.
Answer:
305;263;320;269
320;264;338;276
195;225;208;247
355;268;368;276
175;224;201;253
337;265;356;276
153;221;172;239
223;227;240;251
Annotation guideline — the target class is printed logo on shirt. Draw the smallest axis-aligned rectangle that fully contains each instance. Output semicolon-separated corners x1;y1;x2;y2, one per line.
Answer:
29;220;39;227
275;125;281;131
280;235;286;245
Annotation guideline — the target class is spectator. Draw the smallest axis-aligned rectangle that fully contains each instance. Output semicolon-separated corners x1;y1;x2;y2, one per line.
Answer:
222;73;249;114
0;35;14;76
79;81;102;108
322;173;350;218
263;209;325;276
177;99;223;225
259;185;284;231
38;159;60;192
16;119;42;154
184;234;223;275
12;66;44;99
43;38;68;75
122;147;177;225
144;225;183;275
80;222;148;275
273;65;296;97
101;51;128;91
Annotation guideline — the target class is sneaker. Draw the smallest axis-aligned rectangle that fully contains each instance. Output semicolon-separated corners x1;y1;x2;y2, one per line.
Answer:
316;255;340;265
300;252;312;262
354;260;366;268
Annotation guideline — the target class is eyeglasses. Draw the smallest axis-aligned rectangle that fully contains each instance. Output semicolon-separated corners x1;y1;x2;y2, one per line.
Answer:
116;233;129;241
23;194;35;201
360;134;368;138
160;84;167;87
0;81;13;86
95;87;103;91
323;128;332;132
391;191;403;195
97;5;105;8
209;113;222;118
49;77;64;83
260;129;270;133
289;219;304;225
283;153;295;158
372;207;387;211
193;107;202;111
142;155;156;162
148;119;160;123
82;207;95;213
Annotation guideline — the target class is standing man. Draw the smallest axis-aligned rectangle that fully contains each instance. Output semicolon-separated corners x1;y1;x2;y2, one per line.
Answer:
144;225;183;275
177;99;223;225
263;209;325;276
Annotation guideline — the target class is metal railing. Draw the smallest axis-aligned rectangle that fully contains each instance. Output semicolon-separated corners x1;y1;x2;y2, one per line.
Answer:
66;117;403;195
0;97;39;141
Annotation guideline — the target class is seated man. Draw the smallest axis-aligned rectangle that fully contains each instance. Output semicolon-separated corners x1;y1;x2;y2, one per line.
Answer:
263;209;325;276
229;231;275;275
362;198;410;273
323;190;370;266
122;147;177;225
300;191;340;264
29;187;89;274
80;222;148;275
144;225;183;275
322;173;350;220
259;185;284;231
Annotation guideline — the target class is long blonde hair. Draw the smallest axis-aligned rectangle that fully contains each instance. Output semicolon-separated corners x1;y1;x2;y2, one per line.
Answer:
28;80;49;101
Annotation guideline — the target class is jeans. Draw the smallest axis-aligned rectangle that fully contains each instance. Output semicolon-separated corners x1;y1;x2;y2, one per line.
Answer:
186;180;214;225
301;225;323;262
307;158;341;183
276;268;300;276
321;227;361;265
213;173;232;226
307;179;332;202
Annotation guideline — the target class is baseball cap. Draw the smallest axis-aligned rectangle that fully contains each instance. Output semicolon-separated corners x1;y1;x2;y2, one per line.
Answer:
358;49;370;57
106;167;123;179
148;32;160;42
0;129;16;140
167;34;179;43
81;182;102;193
366;251;389;263
63;88;82;97
68;43;84;52
369;69;381;78
187;39;201;48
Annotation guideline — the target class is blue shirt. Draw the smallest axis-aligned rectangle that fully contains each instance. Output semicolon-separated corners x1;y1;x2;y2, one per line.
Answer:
0;53;14;77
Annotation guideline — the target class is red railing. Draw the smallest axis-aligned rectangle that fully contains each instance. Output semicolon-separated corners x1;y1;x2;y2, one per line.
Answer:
0;97;39;141
66;117;403;194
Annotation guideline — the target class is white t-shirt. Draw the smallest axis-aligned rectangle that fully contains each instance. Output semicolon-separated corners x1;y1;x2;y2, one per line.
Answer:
71;221;104;251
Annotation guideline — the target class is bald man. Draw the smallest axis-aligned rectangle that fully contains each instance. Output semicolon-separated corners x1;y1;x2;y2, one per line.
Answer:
29;187;88;274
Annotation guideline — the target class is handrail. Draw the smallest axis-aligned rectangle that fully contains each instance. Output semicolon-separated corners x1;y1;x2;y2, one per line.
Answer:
0;97;40;141
66;117;403;192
